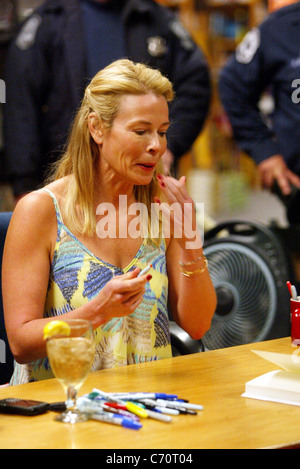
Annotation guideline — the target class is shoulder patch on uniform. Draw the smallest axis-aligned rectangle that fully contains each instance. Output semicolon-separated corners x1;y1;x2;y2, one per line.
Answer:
235;28;260;64
16;14;42;51
169;19;194;50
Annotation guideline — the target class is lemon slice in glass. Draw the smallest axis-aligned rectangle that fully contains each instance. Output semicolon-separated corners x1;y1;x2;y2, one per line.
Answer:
43;320;71;340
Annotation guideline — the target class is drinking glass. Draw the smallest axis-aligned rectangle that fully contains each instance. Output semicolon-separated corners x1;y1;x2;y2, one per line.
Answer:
46;319;95;423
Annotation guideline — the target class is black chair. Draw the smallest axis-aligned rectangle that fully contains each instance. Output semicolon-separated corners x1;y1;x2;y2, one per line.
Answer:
169;321;204;356
0;212;14;384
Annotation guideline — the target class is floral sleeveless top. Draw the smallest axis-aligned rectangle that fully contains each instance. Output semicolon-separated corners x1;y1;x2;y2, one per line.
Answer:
10;189;171;385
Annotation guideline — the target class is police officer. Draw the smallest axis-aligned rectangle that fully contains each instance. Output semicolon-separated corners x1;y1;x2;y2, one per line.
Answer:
219;1;300;224
3;0;210;198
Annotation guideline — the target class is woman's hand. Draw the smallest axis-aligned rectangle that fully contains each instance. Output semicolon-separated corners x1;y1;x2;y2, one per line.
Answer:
157;174;216;339
154;174;202;250
93;267;151;325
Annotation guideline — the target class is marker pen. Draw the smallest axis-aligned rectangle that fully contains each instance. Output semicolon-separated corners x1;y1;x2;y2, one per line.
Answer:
287;281;293;297
151;406;179;416
109;392;178;400
139;401;179;415
92;389;173;422
141;398;197;414
90;412;142;430
92;389;148;418
78;397;140;422
155;399;204;411
137;264;152;277
291;285;298;300
102;404;140;421
143;409;172;423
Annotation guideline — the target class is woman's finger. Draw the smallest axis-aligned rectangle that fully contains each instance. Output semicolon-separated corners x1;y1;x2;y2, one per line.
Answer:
157;174;190;204
122;288;145;306
111;270;150;294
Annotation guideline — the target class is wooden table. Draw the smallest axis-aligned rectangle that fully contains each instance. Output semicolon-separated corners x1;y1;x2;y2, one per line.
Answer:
0;337;299;449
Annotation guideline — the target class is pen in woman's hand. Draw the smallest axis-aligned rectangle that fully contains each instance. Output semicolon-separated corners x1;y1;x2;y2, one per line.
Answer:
137;265;152;277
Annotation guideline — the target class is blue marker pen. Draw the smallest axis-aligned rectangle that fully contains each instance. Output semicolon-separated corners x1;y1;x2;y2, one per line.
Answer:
90;412;142;430
109;392;178;400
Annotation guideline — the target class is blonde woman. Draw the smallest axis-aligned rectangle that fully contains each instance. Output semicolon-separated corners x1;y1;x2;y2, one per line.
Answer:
3;59;216;385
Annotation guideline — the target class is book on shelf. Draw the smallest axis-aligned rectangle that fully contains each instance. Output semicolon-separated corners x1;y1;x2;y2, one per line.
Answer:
242;350;300;406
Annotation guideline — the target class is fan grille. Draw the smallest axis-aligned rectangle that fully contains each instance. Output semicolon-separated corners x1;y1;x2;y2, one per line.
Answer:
202;242;277;349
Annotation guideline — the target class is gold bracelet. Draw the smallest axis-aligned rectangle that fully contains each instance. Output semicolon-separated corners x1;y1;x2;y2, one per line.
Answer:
181;258;208;277
179;254;205;268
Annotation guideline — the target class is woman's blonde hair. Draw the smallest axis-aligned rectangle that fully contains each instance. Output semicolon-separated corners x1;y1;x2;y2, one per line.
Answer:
51;59;174;236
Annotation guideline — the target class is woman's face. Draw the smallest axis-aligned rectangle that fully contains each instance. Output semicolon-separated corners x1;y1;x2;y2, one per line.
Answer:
97;93;170;185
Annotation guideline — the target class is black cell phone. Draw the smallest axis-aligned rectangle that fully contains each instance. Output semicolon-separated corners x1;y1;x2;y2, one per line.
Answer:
0;398;49;416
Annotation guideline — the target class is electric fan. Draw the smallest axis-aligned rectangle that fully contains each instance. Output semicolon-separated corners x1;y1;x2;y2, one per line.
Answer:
202;220;291;350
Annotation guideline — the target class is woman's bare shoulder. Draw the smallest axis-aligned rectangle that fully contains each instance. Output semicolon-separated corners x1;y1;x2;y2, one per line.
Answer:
14;189;55;221
13;178;68;221
8;179;69;241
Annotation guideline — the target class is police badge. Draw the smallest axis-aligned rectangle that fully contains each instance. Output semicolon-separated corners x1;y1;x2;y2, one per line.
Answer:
147;37;168;57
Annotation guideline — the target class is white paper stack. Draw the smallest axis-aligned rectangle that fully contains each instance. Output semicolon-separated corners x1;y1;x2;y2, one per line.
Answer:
242;350;300;406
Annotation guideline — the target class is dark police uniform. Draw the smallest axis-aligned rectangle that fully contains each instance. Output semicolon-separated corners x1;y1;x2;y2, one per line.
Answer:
219;2;300;222
3;0;210;196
